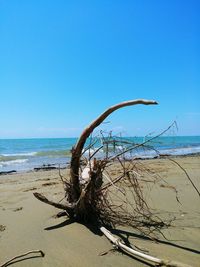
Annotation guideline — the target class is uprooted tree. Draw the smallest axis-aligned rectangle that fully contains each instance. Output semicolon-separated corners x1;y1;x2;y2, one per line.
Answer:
34;99;200;267
34;99;183;233
32;99;180;227
33;99;196;267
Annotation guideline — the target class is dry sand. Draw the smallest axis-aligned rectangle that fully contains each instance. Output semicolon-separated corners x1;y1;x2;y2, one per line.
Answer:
0;156;200;267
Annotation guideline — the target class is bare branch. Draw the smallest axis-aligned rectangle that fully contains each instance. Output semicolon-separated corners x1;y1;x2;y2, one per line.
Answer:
110;121;176;160
33;192;75;213
70;99;158;200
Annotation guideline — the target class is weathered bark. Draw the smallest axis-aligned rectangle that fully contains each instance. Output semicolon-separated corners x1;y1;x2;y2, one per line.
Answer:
69;99;158;202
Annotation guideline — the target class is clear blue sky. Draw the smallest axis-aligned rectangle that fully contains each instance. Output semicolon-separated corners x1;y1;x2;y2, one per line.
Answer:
0;0;199;138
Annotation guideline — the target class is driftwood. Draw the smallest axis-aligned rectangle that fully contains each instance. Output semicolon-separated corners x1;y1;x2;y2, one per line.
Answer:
100;227;191;267
34;99;159;223
34;166;57;171
0;170;16;175
32;99;183;230
33;99;197;266
0;250;45;267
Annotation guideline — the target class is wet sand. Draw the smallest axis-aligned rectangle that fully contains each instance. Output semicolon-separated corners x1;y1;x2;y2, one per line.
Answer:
0;156;200;267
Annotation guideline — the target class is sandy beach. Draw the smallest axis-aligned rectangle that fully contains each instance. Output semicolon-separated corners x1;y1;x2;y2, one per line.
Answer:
1;0;199;266
0;156;200;267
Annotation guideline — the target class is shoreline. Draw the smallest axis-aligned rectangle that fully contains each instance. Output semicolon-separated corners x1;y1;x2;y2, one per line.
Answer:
0;155;200;266
1;152;200;176
1;135;200;174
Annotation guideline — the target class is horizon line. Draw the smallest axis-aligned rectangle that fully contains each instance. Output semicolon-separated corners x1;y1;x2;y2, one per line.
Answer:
0;134;200;140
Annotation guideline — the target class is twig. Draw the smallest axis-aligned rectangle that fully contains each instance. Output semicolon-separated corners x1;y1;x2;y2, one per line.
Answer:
168;158;200;197
81;139;98;156
110;121;176;160
102;172;125;195
89;145;104;160
97;174;124;192
0;250;45;267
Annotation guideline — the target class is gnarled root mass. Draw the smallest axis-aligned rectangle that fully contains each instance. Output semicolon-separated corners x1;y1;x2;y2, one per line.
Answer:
34;99;199;239
34;99;175;236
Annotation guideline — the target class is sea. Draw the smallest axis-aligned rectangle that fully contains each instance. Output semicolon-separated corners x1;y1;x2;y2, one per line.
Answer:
0;136;200;173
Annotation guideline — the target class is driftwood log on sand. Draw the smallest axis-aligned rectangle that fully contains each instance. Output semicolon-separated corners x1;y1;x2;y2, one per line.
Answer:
100;227;192;267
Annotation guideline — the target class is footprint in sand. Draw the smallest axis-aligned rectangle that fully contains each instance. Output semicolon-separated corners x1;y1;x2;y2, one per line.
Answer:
0;225;6;232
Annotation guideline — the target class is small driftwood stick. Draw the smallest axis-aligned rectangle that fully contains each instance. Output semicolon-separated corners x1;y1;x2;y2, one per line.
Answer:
100;227;192;267
0;250;45;267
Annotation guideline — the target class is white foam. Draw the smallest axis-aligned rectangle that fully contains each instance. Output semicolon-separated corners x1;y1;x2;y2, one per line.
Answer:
159;146;200;156
0;159;28;167
2;152;37;157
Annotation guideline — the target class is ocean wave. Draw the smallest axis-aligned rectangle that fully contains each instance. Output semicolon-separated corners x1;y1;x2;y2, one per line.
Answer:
159;146;200;156
35;145;200;158
0;150;71;160
2;152;37;157
132;146;200;158
35;150;71;157
0;159;28;167
0;145;199;164
114;145;200;159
